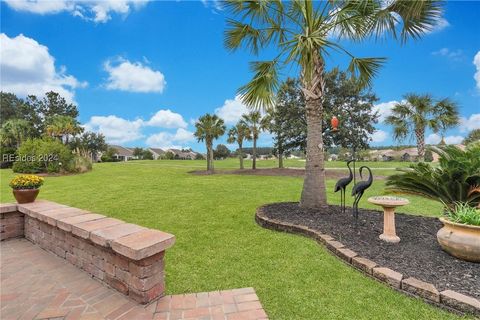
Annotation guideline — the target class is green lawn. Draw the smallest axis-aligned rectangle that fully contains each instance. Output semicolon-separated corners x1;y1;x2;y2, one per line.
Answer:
0;160;462;319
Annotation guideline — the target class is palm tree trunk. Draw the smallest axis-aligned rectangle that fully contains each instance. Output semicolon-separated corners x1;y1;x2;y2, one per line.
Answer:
252;137;257;170
206;142;212;172
415;128;425;161
300;56;327;209
208;141;215;172
239;143;244;169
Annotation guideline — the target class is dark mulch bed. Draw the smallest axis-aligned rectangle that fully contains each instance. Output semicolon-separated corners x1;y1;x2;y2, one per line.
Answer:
190;168;386;180
261;202;480;299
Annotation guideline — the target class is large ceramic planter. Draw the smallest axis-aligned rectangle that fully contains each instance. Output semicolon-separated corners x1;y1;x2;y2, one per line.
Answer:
437;217;480;262
12;189;40;204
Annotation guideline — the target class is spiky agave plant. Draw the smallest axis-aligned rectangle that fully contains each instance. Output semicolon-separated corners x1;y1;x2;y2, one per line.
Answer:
386;145;480;210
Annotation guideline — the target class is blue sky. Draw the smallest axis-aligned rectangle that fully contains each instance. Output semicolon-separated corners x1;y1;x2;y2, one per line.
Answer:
1;0;479;152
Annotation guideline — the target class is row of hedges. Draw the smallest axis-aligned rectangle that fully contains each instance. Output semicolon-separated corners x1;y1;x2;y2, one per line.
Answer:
3;138;92;174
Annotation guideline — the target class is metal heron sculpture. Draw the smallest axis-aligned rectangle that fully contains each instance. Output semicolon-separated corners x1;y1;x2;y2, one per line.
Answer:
351;166;373;219
334;160;354;213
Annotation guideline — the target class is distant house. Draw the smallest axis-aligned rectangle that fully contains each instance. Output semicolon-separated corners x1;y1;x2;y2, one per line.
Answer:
400;147;419;162
328;154;338;161
109;145;135;162
149;148;165;160
167;149;197;160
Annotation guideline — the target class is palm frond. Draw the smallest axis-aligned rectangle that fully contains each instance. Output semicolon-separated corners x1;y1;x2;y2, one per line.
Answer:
224;19;266;54
386;0;444;43
238;60;280;110
386;146;480;208
347;57;386;88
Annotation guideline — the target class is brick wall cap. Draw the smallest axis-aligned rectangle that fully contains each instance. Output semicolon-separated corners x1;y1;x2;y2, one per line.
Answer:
111;229;175;260
71;217;123;239
57;213;105;231
17;201;69;217
35;207;88;225
90;223;147;247
0;203;18;214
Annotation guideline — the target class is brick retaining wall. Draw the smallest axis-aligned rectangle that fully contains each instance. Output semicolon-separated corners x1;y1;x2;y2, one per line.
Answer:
0;208;24;240
0;201;175;304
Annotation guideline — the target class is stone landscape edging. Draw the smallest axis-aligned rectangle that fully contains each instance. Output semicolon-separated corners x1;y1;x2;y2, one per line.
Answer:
255;205;480;317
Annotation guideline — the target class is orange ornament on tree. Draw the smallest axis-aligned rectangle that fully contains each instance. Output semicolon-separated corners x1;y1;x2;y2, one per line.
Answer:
331;116;339;131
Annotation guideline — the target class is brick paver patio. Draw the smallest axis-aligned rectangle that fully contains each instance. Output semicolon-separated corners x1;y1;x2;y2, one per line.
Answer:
0;239;268;320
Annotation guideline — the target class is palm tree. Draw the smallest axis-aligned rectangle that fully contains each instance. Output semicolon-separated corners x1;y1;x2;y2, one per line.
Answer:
241;111;266;170
194;114;226;173
46;115;83;144
224;0;444;208
227;121;252;169
385;94;459;161
0;119;32;148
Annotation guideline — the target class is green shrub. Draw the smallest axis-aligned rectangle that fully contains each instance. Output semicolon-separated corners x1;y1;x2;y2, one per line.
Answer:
0;146;16;169
12;138;74;173
72;155;92;173
445;202;480;226
386;145;480;209
424;150;433;162
101;147;119;162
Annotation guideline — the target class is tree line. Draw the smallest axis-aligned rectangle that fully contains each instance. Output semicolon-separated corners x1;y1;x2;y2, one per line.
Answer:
193;68;380;173
0;91;107;172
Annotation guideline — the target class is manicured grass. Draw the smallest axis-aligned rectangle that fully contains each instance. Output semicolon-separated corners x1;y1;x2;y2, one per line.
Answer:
0;161;461;319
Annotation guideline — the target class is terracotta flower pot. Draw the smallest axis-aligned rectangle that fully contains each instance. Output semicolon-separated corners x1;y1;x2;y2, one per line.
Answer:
12;189;40;204
437;217;480;262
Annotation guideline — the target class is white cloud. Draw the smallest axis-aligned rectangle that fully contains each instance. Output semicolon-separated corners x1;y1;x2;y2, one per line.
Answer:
432;48;464;61
372;100;400;122
200;0;222;11
174;128;194;142
4;0;149;23
426;133;441;144
146;109;187;128
215;95;249;124
444;136;465;144
0;33;86;103
474;51;480;90
370;130;388;143
146;128;195;148
461;113;480;132
425;133;464;145
83;115;144;144
429;17;450;33
84;107;190;144
104;59;166;93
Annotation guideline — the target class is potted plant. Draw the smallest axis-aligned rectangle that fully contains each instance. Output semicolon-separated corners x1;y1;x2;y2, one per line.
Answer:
385;145;480;262
9;174;44;204
437;203;480;262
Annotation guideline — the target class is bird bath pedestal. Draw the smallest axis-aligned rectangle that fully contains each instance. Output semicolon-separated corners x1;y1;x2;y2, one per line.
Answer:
368;196;409;243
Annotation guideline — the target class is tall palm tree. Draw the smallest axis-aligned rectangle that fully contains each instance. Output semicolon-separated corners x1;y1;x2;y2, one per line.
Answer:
224;1;444;208
385;94;459;161
46;115;83;144
227;121;252;169
0;119;32;148
194;114;226;173
241;111;266;170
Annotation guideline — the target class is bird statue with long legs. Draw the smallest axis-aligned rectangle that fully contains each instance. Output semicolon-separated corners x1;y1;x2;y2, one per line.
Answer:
351;166;373;219
334;160;354;213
